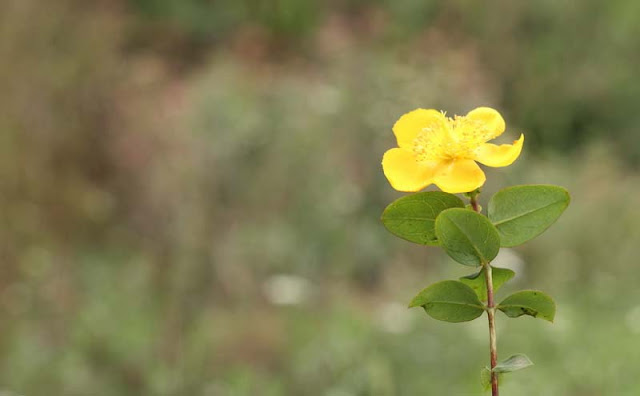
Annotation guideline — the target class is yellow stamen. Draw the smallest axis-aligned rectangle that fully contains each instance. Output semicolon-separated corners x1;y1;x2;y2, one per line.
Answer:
412;114;492;162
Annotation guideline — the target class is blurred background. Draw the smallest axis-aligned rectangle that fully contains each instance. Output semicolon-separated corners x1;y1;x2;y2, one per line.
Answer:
1;0;639;395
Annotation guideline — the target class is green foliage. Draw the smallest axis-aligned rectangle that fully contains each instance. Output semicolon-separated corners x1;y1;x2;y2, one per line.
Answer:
381;192;464;245
128;0;321;40
459;267;515;302
488;185;570;247
388;184;566;392
128;0;640;163
498;290;556;322
409;280;485;323
493;354;534;373
5;0;621;393
434;208;501;267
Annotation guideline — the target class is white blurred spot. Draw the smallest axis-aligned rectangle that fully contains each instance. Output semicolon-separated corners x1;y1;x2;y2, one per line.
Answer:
263;274;310;306
492;248;526;281
625;305;640;334
376;302;413;334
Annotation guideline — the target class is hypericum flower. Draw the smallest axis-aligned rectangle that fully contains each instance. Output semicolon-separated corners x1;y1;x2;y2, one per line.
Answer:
382;107;524;194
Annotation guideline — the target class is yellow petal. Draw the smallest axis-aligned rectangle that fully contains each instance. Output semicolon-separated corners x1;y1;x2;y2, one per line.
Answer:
465;107;506;141
474;134;524;167
393;109;447;149
434;159;486;194
382;148;439;192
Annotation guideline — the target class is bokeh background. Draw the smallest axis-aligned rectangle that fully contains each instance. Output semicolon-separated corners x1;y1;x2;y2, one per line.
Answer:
1;1;640;395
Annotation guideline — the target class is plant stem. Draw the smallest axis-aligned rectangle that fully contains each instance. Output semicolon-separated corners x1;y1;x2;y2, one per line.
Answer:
470;194;481;213
470;194;499;395
484;262;499;396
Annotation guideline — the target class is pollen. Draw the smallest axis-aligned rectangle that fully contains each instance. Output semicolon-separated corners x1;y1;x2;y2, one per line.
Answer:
412;125;446;161
450;115;495;146
412;114;489;162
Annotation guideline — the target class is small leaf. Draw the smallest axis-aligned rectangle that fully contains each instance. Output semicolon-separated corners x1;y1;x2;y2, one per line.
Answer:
409;280;485;323
480;367;504;391
480;367;492;391
488;185;570;247
381;192;465;245
498;290;556;322
460;266;515;302
435;208;501;267
493;354;534;373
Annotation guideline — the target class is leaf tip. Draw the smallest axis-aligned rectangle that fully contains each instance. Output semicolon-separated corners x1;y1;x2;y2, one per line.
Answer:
407;298;422;309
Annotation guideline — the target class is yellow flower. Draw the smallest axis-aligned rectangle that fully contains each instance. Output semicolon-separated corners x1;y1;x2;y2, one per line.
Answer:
382;107;524;194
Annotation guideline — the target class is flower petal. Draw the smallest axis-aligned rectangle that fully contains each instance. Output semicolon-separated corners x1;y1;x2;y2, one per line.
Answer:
465;107;506;141
474;134;524;167
393;109;447;149
382;148;439;192
434;159;486;194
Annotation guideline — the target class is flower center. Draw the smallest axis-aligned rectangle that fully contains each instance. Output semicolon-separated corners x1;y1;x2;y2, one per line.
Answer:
412;115;492;162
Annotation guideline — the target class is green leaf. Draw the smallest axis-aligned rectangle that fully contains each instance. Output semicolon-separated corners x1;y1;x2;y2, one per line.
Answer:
498;290;556;322
493;354;534;373
381;192;465;245
480;367;492;391
488;185;570;247
434;208;501;267
459;266;515;302
409;280;485;323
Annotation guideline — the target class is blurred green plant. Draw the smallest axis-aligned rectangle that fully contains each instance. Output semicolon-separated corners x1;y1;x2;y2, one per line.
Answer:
1;0;640;395
127;0;640;161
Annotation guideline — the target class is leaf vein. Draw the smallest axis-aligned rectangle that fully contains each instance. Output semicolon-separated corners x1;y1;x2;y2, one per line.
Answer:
492;201;565;226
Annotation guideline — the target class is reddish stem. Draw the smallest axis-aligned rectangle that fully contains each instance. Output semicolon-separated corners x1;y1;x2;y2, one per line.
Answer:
470;194;499;396
485;263;499;396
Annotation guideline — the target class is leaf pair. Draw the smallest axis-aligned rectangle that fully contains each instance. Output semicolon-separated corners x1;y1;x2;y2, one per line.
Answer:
380;191;498;267
460;266;515;302
409;280;555;323
381;185;570;251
